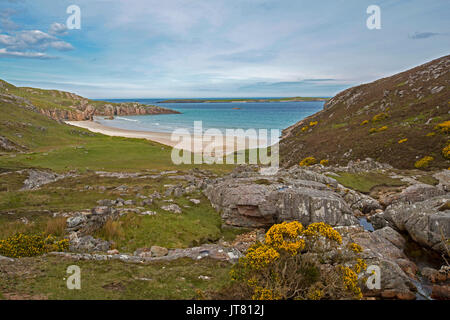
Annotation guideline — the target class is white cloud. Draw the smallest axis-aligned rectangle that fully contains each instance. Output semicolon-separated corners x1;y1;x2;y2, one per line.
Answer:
49;22;68;36
0;29;74;59
0;48;54;59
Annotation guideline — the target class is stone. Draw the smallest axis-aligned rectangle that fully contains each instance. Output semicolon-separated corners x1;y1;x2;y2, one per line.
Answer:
92;206;111;215
141;210;157;216
161;204;182;214
421;266;449;283
124;200;135;206
0;255;14;262
431;285;450;300
66;215;88;229
69;235;111;253
173;187;184;197
373;226;406;250
380;195;450;253
21;169;67;190
151;245;169;257
433;170;450;192
380;183;445;206
141;198;153;206
189;199;201;205
107;249;119;255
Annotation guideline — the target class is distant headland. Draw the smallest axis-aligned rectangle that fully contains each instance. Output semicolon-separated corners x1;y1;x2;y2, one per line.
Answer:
158;97;330;103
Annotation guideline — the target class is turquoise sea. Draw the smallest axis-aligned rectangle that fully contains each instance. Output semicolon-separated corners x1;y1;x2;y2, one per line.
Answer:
96;99;325;137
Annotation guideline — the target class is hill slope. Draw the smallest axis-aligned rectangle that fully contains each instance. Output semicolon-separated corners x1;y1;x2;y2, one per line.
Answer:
280;55;450;170
0;79;179;122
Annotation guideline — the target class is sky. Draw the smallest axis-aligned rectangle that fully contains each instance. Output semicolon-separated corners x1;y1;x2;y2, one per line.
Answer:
0;0;449;99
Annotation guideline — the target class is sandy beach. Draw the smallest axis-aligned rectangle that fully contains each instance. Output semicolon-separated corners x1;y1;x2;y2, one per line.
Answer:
66;120;267;157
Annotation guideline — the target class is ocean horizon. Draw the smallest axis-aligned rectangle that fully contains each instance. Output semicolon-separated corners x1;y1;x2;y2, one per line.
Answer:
96;99;325;136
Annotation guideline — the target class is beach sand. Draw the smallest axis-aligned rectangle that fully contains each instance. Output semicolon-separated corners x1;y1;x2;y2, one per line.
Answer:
66;120;267;157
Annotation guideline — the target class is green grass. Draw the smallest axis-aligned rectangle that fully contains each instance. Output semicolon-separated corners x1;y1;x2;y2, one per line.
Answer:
95;196;241;252
331;122;347;129
0;256;231;299
329;171;407;193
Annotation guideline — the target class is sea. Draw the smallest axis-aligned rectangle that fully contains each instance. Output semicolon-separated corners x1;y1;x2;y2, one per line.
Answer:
94;98;325;139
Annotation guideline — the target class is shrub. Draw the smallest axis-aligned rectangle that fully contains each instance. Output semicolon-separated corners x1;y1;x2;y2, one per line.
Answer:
0;233;69;258
299;157;317;167
320;159;329;166
398;138;408;144
369;126;388;134
435;120;450;133
228;222;367;300
443;142;450;159
301;126;309;132
414;156;434;169
309;121;318;127
426;132;436;137
372;112;389;122
360;120;369;126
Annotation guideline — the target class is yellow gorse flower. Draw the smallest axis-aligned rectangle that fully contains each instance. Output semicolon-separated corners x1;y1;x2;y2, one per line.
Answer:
303;222;342;244
0;233;69;258
265;221;305;255
244;244;280;270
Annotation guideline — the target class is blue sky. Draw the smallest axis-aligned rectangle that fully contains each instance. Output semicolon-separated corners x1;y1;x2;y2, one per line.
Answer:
0;0;449;98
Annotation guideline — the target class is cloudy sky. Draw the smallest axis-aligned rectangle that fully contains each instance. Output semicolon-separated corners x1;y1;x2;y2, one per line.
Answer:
0;0;449;98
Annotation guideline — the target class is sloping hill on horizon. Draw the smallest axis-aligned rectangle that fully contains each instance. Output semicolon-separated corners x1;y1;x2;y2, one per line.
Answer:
280;55;450;170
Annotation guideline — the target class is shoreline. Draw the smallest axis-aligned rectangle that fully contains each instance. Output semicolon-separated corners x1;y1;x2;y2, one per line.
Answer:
65;120;268;156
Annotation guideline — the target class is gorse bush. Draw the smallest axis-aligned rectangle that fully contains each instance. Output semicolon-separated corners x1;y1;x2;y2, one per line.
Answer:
309;121;318;127
398;138;408;144
369;126;388;134
372;112;389;122
320;159;329;166
414;156;434;169
228;222;367;300
360;120;369;126
435;120;450;134
299;157;317;167
443;142;450;159
0;233;69;258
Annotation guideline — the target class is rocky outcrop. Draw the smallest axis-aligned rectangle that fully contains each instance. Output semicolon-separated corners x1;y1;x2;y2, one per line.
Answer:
69;235;112;253
379;183;445;207
204;166;358;228
370;195;450;254
39;102;179;122
21;169;74;190
339;225;418;299
0;136;27;152
66;206;119;236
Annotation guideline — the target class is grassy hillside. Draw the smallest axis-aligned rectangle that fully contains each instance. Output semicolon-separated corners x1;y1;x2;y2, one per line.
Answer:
0;79;178;121
0;87;232;173
280;55;450;170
